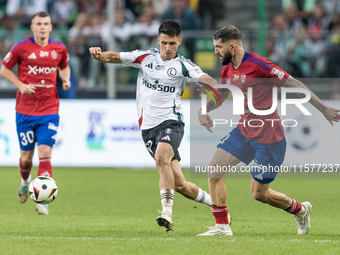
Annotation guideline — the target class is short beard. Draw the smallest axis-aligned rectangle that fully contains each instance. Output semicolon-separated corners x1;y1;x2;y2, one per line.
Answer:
222;51;232;65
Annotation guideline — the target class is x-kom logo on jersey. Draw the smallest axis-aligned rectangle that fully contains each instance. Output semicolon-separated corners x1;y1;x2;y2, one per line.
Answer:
28;65;57;75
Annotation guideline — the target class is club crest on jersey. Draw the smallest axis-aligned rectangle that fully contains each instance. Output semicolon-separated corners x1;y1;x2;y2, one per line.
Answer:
241;74;246;83
40;51;49;57
51;50;57;60
167;67;177;77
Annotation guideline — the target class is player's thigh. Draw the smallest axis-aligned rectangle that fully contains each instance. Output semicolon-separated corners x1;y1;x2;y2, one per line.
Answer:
208;148;241;179
35;114;59;147
155;142;175;163
217;127;254;166
142;120;184;161
155;121;184;161
16;113;36;151
142;127;158;159
251;138;287;184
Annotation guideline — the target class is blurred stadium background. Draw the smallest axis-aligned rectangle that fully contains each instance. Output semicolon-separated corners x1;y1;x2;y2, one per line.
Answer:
1;2;340;254
0;0;340;168
0;0;340;99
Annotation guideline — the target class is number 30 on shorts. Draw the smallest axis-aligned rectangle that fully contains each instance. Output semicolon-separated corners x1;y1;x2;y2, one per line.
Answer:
20;131;34;146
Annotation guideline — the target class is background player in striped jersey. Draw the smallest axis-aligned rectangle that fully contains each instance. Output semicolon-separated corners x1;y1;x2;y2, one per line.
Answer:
197;25;340;236
90;20;215;232
0;12;71;215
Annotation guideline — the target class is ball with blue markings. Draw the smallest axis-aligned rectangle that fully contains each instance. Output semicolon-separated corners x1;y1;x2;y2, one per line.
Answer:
29;176;58;204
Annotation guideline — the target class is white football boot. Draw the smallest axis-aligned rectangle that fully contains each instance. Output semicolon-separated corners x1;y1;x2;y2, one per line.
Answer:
18;174;32;203
36;204;49;215
156;211;173;232
196;225;233;236
294;201;312;235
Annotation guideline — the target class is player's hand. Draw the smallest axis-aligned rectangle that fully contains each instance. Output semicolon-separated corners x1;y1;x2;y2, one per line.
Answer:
19;83;35;95
89;47;103;61
323;106;340;126
62;79;71;91
198;109;213;132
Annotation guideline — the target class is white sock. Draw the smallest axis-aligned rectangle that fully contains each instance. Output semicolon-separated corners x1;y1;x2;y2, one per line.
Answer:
21;175;32;186
195;188;212;206
160;188;174;215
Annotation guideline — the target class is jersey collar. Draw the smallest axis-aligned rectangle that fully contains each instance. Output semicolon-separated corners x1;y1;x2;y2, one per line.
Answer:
31;37;51;44
157;52;176;63
242;51;248;63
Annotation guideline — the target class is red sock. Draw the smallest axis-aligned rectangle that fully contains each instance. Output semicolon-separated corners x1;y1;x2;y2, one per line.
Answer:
37;157;53;177
212;205;230;224
19;159;32;180
285;199;302;214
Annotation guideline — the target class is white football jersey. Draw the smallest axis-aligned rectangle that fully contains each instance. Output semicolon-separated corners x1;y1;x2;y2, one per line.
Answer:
120;48;205;130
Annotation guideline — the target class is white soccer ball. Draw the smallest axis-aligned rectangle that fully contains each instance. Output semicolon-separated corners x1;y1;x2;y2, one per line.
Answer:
29;176;58;204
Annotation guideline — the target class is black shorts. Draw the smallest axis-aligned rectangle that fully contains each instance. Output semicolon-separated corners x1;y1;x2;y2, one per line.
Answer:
142;120;184;161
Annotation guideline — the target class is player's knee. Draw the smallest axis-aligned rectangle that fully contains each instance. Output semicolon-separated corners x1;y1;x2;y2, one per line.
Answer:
21;158;32;166
252;190;268;203
208;172;224;180
155;153;171;169
38;145;52;158
209;177;219;185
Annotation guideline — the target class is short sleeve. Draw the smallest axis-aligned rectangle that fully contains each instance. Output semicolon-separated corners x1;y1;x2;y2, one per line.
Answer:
58;46;69;69
120;50;151;69
181;58;205;80
1;43;20;70
256;57;289;88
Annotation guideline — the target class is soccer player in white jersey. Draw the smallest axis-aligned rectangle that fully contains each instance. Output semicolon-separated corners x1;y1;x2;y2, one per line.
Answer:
90;20;216;232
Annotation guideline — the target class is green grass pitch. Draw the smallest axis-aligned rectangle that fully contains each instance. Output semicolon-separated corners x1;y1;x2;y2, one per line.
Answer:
0;167;339;255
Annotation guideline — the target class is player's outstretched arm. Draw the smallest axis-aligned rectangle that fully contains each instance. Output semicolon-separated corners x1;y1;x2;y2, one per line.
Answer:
59;66;71;91
89;47;122;64
283;75;340;125
0;65;35;95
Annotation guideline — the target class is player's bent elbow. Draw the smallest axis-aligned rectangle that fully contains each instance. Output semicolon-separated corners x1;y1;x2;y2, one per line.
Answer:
0;65;7;77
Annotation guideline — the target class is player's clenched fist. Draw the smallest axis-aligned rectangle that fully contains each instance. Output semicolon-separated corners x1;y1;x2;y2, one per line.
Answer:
89;47;103;61
89;47;121;64
62;79;71;91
